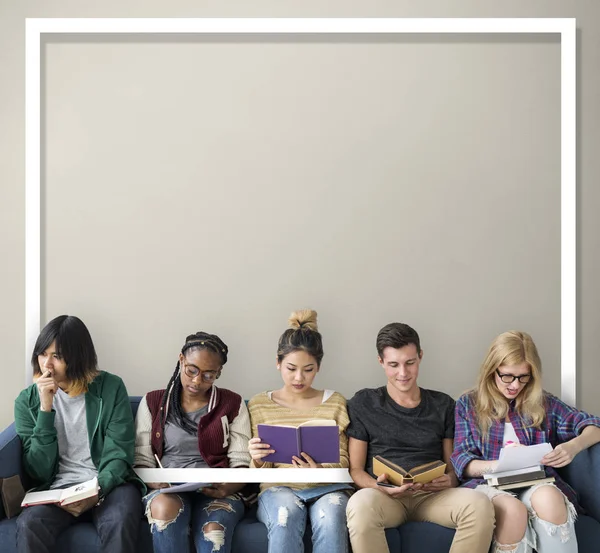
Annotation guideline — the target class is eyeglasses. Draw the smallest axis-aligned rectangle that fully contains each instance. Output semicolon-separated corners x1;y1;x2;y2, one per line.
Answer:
182;363;220;382
495;369;532;384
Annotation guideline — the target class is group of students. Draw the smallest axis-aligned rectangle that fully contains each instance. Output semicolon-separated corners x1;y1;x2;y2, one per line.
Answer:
13;310;600;553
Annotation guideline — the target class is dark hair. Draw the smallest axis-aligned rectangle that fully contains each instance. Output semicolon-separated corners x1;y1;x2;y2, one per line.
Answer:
277;309;324;366
376;322;421;358
31;315;99;391
161;331;228;435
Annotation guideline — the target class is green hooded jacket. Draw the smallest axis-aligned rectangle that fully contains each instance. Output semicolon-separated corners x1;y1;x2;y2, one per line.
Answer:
14;370;143;495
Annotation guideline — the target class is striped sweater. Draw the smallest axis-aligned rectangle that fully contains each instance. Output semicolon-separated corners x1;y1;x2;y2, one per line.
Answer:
248;390;349;492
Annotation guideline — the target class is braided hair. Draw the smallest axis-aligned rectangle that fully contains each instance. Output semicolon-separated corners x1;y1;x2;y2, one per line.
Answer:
160;331;229;435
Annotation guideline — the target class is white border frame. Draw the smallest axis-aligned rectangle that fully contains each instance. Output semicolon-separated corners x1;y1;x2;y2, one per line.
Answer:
25;18;576;482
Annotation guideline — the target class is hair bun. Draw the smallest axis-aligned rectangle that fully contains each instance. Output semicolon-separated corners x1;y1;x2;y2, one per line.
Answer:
288;309;318;332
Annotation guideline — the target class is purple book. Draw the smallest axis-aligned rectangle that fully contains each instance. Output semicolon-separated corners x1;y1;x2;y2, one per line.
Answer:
257;420;340;464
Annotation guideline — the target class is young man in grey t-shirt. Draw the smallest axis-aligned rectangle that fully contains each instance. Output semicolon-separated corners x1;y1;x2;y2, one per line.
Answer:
346;323;494;553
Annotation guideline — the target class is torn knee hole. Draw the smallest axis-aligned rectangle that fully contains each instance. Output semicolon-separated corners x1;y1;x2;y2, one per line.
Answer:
204;500;235;514
202;522;226;551
277;506;288;527
328;494;343;506
203;522;224;533
494;544;519;552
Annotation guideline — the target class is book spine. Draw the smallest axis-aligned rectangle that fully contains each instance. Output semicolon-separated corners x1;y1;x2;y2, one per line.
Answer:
296;429;302;459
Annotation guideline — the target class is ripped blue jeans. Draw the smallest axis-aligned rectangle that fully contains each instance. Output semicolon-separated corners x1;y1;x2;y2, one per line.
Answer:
476;483;578;553
257;486;350;553
143;490;245;553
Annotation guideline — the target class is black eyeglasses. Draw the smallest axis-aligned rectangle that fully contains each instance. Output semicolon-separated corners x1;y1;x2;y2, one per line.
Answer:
495;369;532;384
182;363;220;382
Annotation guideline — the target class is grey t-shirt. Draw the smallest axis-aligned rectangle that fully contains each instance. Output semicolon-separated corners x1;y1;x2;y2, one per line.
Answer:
50;388;98;489
346;386;455;476
161;406;209;468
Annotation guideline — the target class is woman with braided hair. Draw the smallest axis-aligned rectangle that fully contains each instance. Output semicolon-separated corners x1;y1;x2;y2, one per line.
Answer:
134;331;251;553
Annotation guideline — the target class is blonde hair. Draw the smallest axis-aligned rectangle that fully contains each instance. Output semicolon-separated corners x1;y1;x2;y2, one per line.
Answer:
474;330;545;437
288;309;319;332
277;309;323;365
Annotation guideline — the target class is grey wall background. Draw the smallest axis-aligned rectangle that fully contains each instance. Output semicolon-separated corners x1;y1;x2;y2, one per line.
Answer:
1;1;599;432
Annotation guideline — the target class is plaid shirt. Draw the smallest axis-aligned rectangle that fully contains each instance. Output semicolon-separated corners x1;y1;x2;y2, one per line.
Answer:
451;391;600;512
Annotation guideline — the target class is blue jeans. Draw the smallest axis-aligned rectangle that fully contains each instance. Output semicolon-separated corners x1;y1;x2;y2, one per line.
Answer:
143;490;245;553
257;486;350;553
16;483;142;553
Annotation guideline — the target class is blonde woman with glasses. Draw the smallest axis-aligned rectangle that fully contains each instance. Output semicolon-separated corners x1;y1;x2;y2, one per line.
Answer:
134;332;252;553
451;331;600;553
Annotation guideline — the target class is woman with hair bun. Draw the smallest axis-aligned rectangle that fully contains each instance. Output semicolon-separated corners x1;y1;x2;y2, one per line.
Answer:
134;331;252;553
451;330;600;553
248;309;352;553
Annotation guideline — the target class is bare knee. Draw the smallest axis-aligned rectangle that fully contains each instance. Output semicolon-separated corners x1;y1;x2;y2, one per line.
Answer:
492;495;528;545
149;494;183;521
203;522;224;533
530;485;568;525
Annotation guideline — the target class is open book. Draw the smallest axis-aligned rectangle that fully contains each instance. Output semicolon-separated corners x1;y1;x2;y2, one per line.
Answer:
257;420;340;464
373;457;446;485
21;477;99;507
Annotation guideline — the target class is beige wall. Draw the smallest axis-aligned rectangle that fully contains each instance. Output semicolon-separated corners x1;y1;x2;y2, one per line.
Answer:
1;1;599;432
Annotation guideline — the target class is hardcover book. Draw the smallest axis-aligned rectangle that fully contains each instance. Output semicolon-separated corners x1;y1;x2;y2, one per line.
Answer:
257;420;340;464
21;477;99;508
483;465;547;486
373;457;447;485
497;476;555;491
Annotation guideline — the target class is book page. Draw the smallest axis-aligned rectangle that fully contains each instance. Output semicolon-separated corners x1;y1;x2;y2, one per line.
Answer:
60;477;99;505
21;489;62;507
483;465;543;479
297;419;337;427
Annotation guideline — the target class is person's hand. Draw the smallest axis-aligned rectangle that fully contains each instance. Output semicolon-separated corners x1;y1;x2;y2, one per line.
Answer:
291;452;322;468
146;482;171;490
541;441;580;468
375;473;422;497
422;472;457;492
36;371;58;412
249;437;274;462
60;494;98;517
201;483;244;499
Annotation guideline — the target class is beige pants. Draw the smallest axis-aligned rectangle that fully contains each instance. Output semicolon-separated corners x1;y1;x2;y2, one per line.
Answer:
346;487;495;553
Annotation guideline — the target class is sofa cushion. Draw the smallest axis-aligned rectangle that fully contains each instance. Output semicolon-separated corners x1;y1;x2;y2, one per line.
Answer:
559;443;600;521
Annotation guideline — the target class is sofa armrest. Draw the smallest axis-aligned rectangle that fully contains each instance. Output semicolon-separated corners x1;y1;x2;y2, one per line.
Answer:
559;442;600;521
0;422;25;520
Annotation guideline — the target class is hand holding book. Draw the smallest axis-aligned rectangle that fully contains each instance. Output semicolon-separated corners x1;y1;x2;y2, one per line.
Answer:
291;452;321;468
375;473;423;496
248;437;275;466
21;477;99;517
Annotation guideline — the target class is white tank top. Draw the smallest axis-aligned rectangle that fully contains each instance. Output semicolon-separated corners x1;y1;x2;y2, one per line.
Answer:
503;421;520;446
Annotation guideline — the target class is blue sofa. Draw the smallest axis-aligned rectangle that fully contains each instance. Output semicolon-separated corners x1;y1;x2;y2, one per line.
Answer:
1;396;599;553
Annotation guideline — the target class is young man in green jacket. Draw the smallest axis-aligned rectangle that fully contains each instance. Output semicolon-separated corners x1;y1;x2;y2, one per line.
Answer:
14;315;143;553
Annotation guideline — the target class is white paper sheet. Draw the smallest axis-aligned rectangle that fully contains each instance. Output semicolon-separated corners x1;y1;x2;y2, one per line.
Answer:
159;482;213;494
493;443;553;473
